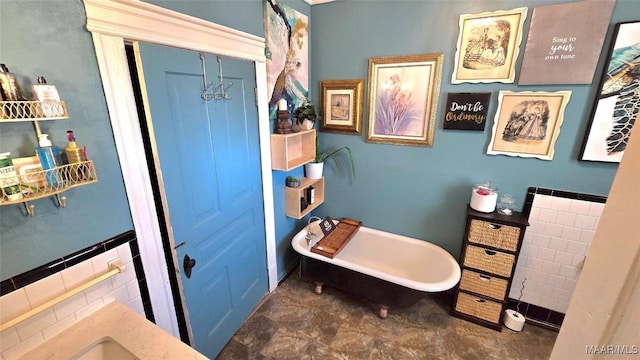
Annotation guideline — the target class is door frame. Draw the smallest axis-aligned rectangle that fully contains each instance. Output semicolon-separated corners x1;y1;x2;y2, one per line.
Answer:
83;0;277;338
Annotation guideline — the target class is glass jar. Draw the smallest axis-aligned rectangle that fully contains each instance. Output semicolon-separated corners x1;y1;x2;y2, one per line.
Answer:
497;194;516;215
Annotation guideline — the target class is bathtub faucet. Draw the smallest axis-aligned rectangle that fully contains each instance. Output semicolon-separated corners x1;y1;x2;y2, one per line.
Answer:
306;216;323;245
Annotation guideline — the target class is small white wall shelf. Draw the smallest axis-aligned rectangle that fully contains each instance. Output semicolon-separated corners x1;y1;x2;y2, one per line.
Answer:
284;177;324;219
270;129;315;171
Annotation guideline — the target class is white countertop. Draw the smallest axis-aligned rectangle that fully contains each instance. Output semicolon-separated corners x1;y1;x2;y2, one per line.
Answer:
19;301;208;360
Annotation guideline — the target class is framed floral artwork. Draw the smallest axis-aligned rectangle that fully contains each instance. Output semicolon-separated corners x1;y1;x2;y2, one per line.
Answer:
487;91;572;160
319;79;363;135
366;53;443;147
580;20;640;163
452;7;528;84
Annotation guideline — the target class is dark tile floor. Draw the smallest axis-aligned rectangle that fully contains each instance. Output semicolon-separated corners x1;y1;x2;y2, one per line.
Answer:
217;271;557;359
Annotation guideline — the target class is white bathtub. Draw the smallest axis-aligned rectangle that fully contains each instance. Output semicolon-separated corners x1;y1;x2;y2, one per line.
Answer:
292;219;461;317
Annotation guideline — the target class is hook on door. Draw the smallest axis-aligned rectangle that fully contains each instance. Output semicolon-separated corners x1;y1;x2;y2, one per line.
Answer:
183;254;197;279
200;52;233;101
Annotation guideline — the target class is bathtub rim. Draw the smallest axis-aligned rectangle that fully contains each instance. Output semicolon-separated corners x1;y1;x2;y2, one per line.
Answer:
291;221;461;292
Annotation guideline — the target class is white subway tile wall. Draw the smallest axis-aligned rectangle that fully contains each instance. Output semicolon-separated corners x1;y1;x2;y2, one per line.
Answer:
0;244;144;360
509;194;604;314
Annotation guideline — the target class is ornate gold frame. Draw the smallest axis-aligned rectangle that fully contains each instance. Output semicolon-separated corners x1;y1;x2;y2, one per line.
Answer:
319;79;363;135
366;53;443;147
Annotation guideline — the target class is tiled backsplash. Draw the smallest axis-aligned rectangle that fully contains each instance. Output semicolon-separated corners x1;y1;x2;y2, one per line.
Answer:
509;188;606;325
0;231;149;360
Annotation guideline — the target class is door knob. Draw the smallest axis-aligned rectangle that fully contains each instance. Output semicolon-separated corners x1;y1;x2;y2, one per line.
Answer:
183;254;197;279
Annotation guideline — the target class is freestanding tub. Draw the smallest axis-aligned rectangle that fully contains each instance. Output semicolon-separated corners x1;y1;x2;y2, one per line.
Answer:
291;219;461;318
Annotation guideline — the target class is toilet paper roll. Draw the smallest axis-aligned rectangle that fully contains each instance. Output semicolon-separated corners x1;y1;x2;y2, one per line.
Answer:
503;309;525;332
470;188;498;213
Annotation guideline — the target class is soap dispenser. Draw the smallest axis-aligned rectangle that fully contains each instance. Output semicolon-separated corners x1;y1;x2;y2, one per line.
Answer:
65;130;86;181
65;130;84;164
36;133;59;187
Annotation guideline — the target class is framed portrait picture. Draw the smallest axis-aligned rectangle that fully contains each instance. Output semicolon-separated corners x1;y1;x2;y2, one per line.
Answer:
452;7;528;84
487;91;572;160
319;79;363;135
580;21;640;163
366;53;443;147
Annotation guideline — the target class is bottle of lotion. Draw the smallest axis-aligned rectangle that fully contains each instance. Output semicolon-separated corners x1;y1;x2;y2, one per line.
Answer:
306;185;315;205
0;64;25;118
65;130;85;180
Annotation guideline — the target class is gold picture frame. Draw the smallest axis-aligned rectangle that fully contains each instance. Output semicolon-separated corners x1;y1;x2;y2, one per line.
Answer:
319;79;363;135
487;91;572;160
366;53;443;147
452;7;528;84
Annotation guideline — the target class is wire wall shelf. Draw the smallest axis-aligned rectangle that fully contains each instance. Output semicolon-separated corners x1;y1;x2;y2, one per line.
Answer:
0;161;98;216
0;100;69;121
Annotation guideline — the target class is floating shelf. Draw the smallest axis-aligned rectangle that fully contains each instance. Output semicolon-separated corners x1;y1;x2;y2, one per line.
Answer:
270;129;315;171
0;100;69;122
284;177;324;219
0;160;98;216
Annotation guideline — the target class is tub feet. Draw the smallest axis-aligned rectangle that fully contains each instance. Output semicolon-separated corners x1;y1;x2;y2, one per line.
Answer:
314;282;323;295
379;305;388;319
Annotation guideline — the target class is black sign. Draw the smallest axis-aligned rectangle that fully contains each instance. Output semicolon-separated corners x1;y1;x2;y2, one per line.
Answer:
443;92;491;131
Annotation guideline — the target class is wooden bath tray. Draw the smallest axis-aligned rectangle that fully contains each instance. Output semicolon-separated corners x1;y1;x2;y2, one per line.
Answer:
311;218;362;259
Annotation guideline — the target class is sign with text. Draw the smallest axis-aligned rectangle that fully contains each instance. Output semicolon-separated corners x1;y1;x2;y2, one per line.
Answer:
518;0;615;85
443;92;491;131
319;216;336;237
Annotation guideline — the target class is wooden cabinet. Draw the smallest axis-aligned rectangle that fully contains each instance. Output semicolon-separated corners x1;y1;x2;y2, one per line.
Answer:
271;129;324;218
451;206;529;331
284;177;324;219
270;129;315;171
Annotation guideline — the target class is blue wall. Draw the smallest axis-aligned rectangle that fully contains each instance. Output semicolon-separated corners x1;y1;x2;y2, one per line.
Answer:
1;0;637;282
0;1;133;279
0;0;310;281
309;0;638;257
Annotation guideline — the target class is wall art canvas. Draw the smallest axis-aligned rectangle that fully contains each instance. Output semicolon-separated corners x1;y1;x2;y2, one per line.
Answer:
366;53;443;147
487;91;572;160
581;21;640;163
518;0;615;85
452;7;527;84
264;0;309;119
443;92;491;131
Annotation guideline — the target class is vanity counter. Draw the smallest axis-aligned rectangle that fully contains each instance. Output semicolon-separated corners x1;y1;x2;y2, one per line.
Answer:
19;301;207;359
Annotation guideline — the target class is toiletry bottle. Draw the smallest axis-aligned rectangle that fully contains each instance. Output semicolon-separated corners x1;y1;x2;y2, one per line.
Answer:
0;64;24;101
36;134;59;188
65;130;86;180
0;64;25;118
32;76;63;117
0;152;23;201
306;185;315;205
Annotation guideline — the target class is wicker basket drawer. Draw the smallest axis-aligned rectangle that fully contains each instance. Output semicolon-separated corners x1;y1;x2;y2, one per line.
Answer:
455;292;503;324
459;269;509;301
463;245;515;277
468;219;520;252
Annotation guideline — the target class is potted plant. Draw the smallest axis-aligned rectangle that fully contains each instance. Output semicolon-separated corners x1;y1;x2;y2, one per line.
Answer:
285;175;301;188
305;136;356;180
293;100;317;130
